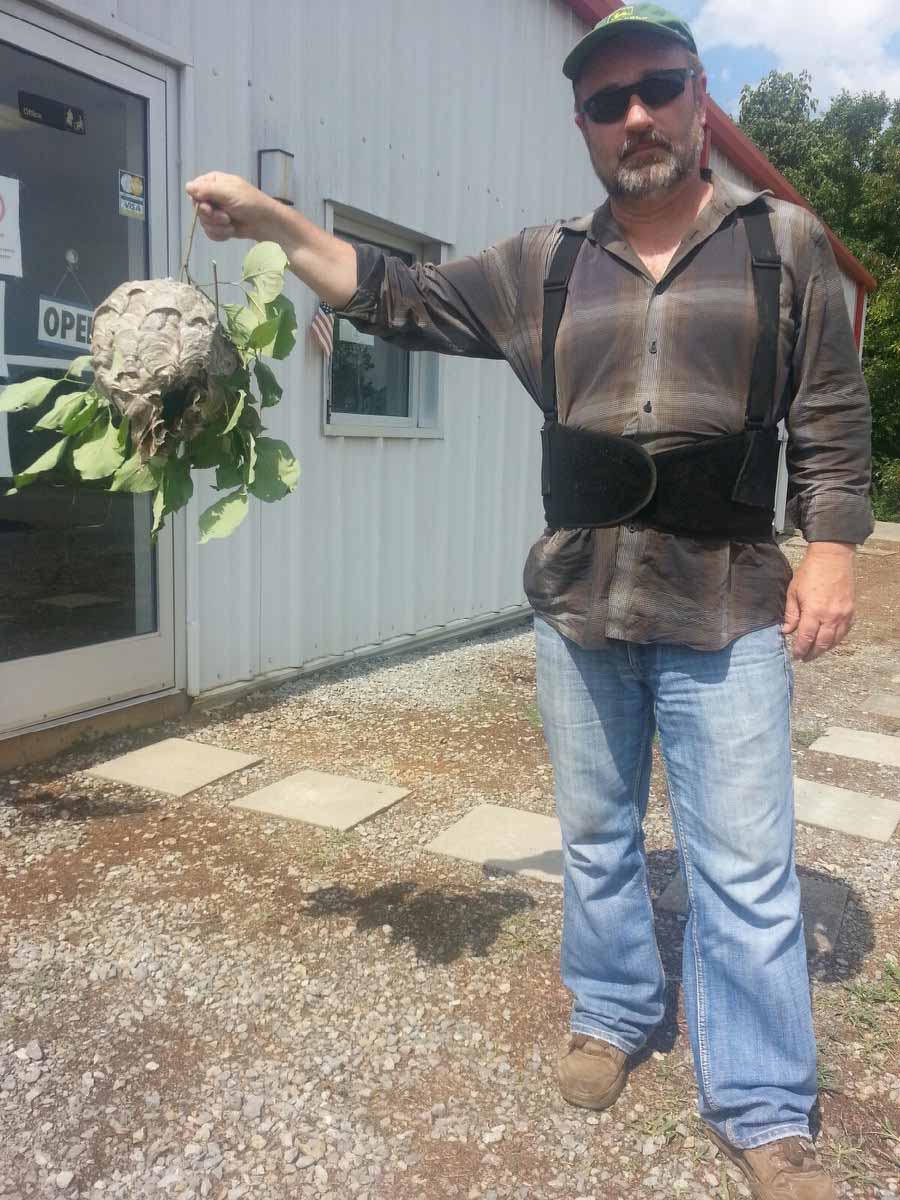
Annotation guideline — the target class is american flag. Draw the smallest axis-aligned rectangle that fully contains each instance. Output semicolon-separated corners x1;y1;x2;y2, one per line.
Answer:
309;301;334;357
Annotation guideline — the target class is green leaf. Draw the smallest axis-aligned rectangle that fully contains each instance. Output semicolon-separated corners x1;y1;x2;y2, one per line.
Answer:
199;489;249;543
0;376;59;413
215;459;244;490
224;304;258;349
115;416;130;454
62;392;102;437
222;392;245;434
236;402;263;437
255;296;297;360
152;453;193;539
152;486;166;535
10;437;70;490
249;436;300;503
188;427;228;470
163;454;193;512
72;418;126;480
241;430;257;487
109;452;158;493
253;360;283;408
66;355;93;378
33;390;90;432
242;242;288;308
248;316;282;349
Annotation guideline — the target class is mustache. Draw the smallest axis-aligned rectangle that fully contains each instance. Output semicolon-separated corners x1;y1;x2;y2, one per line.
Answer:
619;132;675;161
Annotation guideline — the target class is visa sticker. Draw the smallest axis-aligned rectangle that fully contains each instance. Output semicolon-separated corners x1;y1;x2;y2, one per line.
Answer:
119;170;145;220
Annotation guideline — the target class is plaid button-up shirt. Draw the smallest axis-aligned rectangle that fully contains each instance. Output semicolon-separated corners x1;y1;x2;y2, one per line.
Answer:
337;172;873;651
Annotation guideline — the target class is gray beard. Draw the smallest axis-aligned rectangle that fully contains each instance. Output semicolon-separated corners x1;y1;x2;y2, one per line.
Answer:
592;116;705;200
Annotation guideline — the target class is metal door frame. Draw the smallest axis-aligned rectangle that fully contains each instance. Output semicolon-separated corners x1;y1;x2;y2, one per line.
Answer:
0;8;187;735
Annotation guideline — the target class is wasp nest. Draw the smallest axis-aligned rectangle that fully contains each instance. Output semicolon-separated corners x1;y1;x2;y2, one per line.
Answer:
91;278;240;459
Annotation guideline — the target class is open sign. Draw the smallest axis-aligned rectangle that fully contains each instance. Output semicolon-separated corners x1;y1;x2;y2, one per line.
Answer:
37;296;94;350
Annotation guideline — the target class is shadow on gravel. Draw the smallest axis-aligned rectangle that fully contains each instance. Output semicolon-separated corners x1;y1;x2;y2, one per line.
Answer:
2;788;158;825
297;880;536;965
646;850;875;987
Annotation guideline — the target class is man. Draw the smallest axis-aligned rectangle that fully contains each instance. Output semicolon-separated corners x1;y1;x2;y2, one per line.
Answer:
187;6;872;1195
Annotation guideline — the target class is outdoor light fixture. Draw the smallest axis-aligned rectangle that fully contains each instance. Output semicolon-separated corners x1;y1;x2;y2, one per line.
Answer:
257;148;295;205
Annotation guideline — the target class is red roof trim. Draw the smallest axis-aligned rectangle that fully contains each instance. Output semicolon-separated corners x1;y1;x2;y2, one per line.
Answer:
561;0;877;292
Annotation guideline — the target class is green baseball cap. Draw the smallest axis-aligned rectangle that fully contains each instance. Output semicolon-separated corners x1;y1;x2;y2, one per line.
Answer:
563;4;698;81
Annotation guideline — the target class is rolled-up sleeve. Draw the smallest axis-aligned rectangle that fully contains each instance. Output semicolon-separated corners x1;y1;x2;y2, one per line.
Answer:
785;225;874;543
334;234;524;360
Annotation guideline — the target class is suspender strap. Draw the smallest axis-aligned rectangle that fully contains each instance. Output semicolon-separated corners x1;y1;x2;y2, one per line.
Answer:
742;202;782;430
541;230;587;419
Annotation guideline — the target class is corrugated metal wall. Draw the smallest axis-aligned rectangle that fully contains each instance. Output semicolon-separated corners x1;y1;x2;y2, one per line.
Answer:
171;0;602;694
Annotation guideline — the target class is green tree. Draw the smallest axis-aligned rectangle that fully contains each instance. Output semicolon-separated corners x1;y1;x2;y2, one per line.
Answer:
739;73;900;516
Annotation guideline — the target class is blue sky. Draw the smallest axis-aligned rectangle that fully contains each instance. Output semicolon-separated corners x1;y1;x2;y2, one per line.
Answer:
661;0;900;116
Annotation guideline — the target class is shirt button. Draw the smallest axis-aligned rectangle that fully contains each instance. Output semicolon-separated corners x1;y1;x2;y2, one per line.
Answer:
643;401;652;413
649;340;658;354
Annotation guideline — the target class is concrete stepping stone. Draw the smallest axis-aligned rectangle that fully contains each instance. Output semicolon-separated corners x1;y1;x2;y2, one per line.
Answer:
863;692;900;720
656;872;848;956
231;770;409;831
87;738;261;797
794;778;900;843
873;520;900;543
425;804;562;884
809;726;900;769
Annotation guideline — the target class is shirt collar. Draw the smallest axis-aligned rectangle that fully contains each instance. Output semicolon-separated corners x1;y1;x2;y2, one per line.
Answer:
561;170;772;246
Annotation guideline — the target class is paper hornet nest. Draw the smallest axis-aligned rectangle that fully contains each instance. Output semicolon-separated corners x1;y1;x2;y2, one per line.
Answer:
91;278;241;459
1;241;302;542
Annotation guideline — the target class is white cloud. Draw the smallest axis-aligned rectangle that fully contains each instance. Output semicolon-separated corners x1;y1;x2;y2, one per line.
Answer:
692;0;900;102
719;65;731;82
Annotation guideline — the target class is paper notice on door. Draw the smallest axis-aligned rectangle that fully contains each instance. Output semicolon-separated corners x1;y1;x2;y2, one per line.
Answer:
0;282;7;378
0;178;23;278
0;281;10;476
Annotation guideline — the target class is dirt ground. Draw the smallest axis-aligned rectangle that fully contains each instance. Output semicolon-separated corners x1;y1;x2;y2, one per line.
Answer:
1;534;899;1199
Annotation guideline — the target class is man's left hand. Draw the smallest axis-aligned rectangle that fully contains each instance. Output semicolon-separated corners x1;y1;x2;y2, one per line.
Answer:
781;541;857;661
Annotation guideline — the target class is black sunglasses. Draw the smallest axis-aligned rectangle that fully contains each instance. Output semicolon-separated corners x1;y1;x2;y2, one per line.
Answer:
581;68;697;125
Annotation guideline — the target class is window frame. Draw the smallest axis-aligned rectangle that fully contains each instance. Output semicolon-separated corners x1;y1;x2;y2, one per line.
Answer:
322;201;444;439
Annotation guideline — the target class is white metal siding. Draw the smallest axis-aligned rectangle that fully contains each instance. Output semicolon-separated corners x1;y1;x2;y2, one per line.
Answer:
709;143;760;195
173;0;600;693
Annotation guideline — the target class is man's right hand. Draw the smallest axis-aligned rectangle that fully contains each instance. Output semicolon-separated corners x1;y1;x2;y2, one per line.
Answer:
185;172;284;244
184;171;358;308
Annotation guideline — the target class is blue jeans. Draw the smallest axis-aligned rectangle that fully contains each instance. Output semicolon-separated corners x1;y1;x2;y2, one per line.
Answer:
534;617;817;1149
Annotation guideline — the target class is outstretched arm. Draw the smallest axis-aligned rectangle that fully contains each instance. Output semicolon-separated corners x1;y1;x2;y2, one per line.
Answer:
186;171;525;364
186;171;358;307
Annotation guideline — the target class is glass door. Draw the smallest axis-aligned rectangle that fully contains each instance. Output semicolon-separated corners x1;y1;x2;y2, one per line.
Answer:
0;15;176;735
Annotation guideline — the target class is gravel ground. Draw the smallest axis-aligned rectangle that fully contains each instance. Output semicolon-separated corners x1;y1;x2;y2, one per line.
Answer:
1;539;900;1199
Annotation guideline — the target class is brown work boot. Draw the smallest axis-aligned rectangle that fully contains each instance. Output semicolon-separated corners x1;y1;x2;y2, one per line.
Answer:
557;1034;630;1110
707;1128;835;1199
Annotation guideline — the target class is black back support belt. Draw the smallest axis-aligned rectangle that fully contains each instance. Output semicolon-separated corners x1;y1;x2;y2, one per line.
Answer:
540;201;783;541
